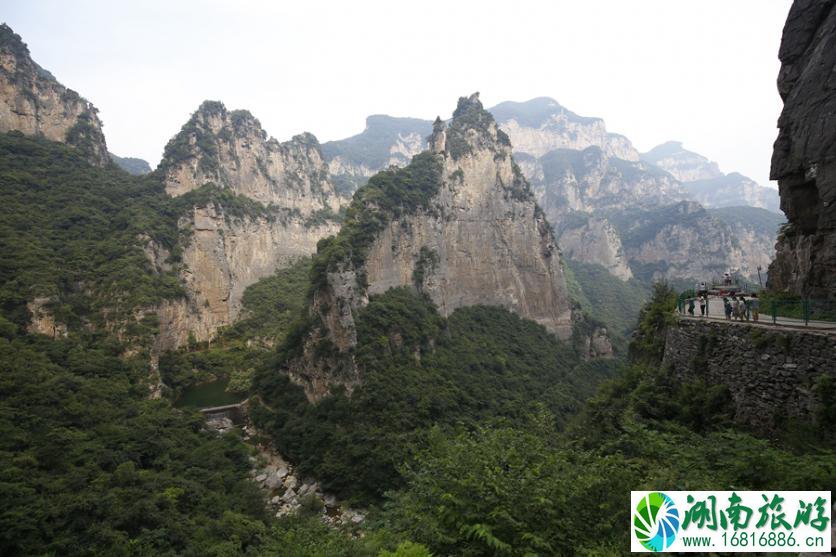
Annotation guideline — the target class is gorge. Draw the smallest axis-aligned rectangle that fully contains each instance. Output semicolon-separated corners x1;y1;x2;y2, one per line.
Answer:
0;3;833;554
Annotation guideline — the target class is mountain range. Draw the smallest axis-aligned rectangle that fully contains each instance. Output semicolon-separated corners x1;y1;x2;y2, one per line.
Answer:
0;5;833;553
322;97;783;285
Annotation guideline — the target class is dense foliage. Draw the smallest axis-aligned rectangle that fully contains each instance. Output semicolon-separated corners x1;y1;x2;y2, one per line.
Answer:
309;152;442;292
161;258;312;399
254;287;616;504
564;258;650;343
0;326;269;555
0;132;183;334
375;284;836;555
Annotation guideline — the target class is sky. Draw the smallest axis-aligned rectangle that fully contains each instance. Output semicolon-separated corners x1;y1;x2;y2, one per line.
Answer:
3;0;792;187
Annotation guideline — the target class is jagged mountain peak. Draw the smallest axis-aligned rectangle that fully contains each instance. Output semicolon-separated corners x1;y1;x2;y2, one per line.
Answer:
0;23;109;165
433;92;512;160
0;23;30;58
490;96;638;161
160;100;342;212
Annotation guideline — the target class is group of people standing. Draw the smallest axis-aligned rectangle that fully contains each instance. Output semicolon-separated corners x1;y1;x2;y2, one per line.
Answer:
723;294;759;322
683;293;760;322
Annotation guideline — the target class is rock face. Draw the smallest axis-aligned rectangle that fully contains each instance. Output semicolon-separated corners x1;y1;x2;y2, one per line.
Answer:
556;215;633;280
321;115;433;193
662;318;835;434
609;202;780;283
152;208;340;350
491;98;640;161
0;24;108;166
289;94;575;400
768;0;836;299
153;102;344;349
642;142;780;212
161;101;343;214
320;98;781;285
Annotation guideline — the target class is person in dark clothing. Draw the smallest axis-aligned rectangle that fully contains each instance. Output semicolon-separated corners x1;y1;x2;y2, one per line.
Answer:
723;297;732;320
687;298;695;316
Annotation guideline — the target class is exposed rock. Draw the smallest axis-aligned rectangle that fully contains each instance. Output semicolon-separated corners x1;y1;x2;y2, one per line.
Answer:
25;296;68;338
161;101;343;214
0;24;108;165
556;216;632;280
491;97;640;161
532;146;687;217
149;103;346;349
288;94;576;400
681;173;779;213
153;206;340;349
320;100;779;285
768;0;836;300
641;141;723;182
610;201;777;283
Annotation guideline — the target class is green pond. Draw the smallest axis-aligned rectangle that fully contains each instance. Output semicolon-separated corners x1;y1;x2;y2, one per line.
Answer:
175;378;243;409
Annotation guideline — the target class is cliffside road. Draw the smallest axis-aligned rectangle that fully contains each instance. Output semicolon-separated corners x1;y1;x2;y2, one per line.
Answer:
679;296;836;332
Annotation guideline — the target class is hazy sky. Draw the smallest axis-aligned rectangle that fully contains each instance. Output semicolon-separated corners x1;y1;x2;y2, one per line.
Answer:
4;0;791;186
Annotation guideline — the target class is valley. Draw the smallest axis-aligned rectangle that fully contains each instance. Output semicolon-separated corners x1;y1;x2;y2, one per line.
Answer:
0;3;834;554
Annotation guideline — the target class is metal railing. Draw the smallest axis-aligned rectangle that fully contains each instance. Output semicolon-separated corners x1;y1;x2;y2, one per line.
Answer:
676;293;836;328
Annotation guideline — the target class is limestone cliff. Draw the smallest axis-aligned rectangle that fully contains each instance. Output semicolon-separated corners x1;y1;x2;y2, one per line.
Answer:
608;201;780;283
151;207;340;351
153;102;345;349
161;101;343;214
490;97;640;161
556;215;633;280
288;94;576;400
0;24;108;166
768;0;836;299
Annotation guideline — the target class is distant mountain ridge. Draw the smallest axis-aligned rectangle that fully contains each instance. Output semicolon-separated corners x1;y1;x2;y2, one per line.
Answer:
319;97;783;285
641;141;779;212
109;153;151;175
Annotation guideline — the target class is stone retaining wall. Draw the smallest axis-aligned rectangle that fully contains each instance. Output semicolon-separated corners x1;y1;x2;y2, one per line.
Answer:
661;318;835;433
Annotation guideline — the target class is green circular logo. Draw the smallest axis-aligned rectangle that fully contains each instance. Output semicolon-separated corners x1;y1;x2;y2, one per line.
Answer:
634;492;680;551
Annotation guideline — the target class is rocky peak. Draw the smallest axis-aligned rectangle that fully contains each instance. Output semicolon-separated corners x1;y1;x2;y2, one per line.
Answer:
641;141;722;182
160;100;343;214
441;92;512;159
490;96;639;161
287;93;576;400
768;0;836;299
0;24;108;165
